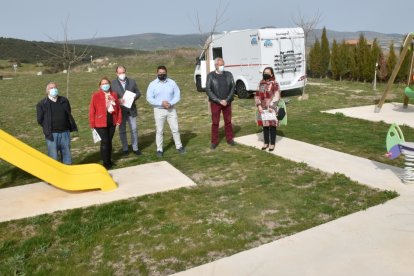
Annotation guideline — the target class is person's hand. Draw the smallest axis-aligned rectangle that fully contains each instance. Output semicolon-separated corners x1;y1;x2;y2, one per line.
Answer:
116;123;120;126
162;100;170;109
119;98;125;104
220;100;227;106
258;106;263;113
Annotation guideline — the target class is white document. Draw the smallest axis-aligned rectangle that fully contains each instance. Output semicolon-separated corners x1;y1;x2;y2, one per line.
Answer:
261;110;277;121
92;129;101;143
122;90;136;109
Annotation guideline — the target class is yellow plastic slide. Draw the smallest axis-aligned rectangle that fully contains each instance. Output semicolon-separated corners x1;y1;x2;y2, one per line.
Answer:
0;129;117;192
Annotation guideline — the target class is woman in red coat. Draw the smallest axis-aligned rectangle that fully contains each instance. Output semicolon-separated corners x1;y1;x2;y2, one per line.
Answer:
89;77;122;169
255;67;281;152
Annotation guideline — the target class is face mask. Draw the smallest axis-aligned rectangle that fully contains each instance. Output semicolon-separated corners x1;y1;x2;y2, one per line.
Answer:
118;73;126;81
101;84;110;92
218;65;225;72
49;88;58;97
263;74;272;80
157;74;167;81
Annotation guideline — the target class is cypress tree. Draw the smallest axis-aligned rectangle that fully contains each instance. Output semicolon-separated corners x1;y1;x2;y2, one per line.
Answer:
330;39;340;80
356;34;371;82
386;42;397;81
320;27;330;77
309;39;322;78
349;47;359;81
338;40;350;81
367;38;381;82
397;42;412;82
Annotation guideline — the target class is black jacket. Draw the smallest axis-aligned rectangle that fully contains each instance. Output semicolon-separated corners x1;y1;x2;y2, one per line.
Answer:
111;77;141;117
206;71;235;104
36;96;78;141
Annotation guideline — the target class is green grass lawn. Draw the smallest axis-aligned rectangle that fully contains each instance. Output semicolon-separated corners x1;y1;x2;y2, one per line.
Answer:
0;50;406;275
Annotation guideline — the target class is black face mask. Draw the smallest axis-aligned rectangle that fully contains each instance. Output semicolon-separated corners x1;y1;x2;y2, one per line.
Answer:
263;74;272;80
157;74;167;81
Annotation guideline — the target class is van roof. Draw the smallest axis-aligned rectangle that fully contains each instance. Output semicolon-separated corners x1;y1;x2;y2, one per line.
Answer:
213;27;304;38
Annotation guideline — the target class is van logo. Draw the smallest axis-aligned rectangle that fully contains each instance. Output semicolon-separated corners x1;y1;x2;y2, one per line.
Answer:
251;37;258;45
264;39;273;47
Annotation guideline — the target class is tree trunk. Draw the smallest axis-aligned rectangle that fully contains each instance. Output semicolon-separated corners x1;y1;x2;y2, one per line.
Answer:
66;64;71;98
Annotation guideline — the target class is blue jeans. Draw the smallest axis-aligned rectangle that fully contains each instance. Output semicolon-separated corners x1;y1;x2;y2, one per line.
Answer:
46;131;72;164
119;113;138;151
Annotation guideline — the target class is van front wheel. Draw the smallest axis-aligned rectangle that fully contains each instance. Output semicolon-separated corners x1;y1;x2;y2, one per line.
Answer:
195;75;204;92
236;81;249;99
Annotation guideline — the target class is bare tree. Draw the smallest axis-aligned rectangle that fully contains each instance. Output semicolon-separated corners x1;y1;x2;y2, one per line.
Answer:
191;1;229;111
37;17;91;98
192;0;229;74
291;9;322;44
291;10;322;99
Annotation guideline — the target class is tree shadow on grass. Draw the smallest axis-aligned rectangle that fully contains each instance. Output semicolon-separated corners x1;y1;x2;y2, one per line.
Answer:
162;130;198;152
216;125;241;143
0;166;38;189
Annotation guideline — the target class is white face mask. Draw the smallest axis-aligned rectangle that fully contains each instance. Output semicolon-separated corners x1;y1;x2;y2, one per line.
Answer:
118;73;126;81
218;65;225;72
49;88;58;97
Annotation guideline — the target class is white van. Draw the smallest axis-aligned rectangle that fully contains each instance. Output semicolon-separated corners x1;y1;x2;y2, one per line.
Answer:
194;27;307;98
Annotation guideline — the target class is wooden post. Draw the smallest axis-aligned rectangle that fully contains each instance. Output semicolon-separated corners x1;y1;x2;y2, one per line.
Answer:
376;33;414;111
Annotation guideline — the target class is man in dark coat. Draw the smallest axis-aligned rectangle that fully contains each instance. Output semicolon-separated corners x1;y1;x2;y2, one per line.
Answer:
206;57;236;149
36;82;78;164
111;65;142;155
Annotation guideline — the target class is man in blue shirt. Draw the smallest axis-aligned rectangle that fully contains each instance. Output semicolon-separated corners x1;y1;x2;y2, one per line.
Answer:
146;65;185;157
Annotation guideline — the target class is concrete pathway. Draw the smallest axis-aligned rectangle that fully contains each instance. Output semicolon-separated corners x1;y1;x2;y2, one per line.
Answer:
0;161;196;222
173;135;414;276
323;102;414;128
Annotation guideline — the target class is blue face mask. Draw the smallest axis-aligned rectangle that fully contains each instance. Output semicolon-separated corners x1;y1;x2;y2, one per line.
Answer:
101;84;110;92
49;88;58;97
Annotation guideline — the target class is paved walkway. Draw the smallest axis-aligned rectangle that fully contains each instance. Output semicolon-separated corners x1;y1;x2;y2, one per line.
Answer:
323;102;414;128
0;161;196;222
173;134;414;276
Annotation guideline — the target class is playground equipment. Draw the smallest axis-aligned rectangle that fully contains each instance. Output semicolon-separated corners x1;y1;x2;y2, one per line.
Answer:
377;33;414;111
386;123;414;183
0;129;117;191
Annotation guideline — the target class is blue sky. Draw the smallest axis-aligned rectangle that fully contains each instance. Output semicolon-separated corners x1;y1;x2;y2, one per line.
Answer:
1;0;412;41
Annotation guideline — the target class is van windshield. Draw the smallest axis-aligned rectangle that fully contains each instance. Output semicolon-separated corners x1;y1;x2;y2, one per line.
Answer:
199;51;206;61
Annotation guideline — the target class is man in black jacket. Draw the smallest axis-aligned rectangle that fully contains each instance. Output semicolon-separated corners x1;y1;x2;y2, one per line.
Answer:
36;82;78;164
111;65;142;155
206;57;236;149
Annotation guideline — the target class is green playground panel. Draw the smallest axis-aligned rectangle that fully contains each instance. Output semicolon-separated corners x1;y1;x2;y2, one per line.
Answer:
386;123;405;152
405;86;414;98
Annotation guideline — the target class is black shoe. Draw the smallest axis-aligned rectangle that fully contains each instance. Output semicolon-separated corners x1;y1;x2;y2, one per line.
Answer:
261;144;269;150
122;150;129;156
210;143;218;149
103;162;113;170
156;151;163;157
133;149;142;156
227;140;236;146
177;147;186;154
269;145;275;152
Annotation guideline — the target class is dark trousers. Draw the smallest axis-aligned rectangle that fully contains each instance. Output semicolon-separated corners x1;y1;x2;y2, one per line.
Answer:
211;102;234;145
95;125;115;167
263;126;276;145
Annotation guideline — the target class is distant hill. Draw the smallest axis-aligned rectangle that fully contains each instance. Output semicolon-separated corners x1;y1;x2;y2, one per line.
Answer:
0;37;137;64
70;29;405;51
71;33;204;51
